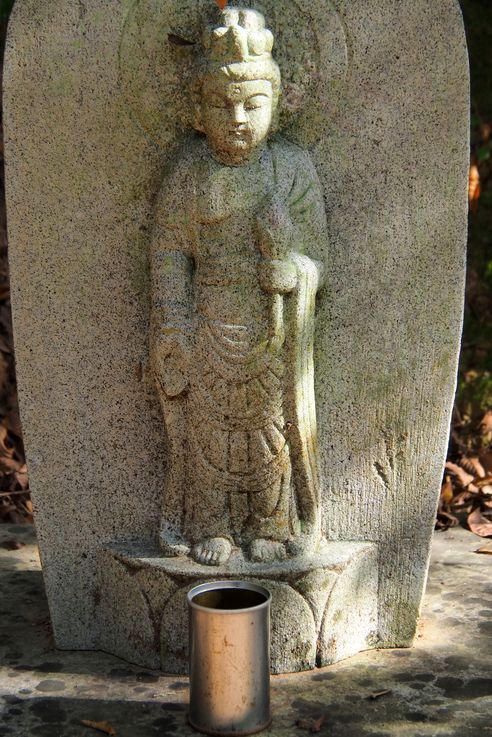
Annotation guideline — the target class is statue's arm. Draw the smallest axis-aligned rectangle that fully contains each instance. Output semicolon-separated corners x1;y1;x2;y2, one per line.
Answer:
257;149;327;294
150;237;193;341
150;174;195;398
286;151;327;289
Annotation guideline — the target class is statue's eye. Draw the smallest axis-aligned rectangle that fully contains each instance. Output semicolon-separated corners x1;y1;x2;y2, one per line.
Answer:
244;95;269;111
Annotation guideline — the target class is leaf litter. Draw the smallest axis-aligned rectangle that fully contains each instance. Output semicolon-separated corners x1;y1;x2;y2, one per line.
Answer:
437;447;492;538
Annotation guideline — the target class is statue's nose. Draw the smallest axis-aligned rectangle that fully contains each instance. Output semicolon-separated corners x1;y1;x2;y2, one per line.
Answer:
231;104;248;124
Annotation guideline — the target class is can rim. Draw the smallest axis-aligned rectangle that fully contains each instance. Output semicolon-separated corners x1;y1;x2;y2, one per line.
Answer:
188;715;272;736
187;580;272;614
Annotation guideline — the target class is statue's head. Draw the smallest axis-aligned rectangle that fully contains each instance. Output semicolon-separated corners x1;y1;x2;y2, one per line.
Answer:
193;7;281;165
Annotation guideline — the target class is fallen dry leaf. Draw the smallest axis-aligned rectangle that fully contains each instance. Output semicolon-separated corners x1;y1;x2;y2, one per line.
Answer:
468;507;492;537
0;422;23;474
479;451;492;474
440;477;454;504
469;163;480;212
368;689;392;700
445;462;477;490
480;410;492;435
475;475;492;491
460;456;486;478
475;542;492;555
435;513;459;530
216;0;228;8
81;720;116;736
1;539;25;550
296;714;326;733
480;122;491;142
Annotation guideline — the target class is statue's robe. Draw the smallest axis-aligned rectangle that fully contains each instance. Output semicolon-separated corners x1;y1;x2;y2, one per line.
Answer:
151;135;328;549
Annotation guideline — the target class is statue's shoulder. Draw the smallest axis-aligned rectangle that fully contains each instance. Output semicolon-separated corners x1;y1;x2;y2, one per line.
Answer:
154;136;205;220
159;136;204;188
269;136;323;207
270;136;315;172
269;136;320;193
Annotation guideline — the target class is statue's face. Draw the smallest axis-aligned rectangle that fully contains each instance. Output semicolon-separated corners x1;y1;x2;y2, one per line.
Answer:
200;78;274;165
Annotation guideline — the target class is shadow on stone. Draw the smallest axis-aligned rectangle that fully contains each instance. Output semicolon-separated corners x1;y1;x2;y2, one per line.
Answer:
2;696;186;737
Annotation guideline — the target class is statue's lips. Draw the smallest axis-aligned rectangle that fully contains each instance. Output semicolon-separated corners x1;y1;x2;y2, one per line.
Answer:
227;129;249;139
224;131;251;149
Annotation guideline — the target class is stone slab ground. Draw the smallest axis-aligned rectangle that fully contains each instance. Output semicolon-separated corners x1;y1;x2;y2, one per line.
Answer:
0;524;490;737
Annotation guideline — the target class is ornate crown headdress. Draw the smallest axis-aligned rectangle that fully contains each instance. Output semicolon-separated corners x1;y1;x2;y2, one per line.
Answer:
203;7;275;66
192;7;281;132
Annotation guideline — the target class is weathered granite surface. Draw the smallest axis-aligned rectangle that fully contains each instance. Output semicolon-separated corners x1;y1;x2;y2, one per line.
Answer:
4;0;468;668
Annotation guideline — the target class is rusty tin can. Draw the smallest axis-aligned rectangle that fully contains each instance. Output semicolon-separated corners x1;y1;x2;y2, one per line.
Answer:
188;580;272;736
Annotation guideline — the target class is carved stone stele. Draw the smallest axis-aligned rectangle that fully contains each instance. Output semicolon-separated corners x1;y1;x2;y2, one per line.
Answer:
4;0;468;672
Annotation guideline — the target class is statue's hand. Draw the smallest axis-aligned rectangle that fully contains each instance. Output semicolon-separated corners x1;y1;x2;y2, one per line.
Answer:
258;258;298;294
151;332;191;398
256;192;294;260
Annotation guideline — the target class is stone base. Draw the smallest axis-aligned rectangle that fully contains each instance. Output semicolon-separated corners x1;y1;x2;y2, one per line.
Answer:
95;541;378;674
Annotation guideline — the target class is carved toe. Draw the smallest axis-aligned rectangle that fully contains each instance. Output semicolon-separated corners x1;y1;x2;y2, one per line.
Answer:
192;537;232;567
250;539;287;563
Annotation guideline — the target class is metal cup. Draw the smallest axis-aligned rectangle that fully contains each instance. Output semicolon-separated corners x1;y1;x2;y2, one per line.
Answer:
188;580;272;736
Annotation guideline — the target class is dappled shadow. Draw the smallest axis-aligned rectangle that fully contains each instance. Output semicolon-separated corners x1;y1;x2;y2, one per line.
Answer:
0;696;187;737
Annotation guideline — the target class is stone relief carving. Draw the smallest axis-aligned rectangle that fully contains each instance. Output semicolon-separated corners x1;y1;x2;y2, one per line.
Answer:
119;0;349;151
150;7;328;566
97;542;378;673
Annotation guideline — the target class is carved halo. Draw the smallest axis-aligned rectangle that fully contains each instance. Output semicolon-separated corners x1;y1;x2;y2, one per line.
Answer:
119;0;348;149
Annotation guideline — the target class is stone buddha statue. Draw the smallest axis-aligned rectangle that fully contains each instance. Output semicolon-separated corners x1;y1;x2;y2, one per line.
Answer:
150;6;328;566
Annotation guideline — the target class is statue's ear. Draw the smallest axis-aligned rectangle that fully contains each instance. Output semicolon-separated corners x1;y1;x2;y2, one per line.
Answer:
189;77;205;132
269;92;281;134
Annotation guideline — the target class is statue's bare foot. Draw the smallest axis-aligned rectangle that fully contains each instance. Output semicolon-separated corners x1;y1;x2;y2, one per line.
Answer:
192;537;232;566
286;524;321;558
250;538;287;563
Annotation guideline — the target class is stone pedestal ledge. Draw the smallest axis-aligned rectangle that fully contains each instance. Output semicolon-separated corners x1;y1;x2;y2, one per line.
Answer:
95;541;378;674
